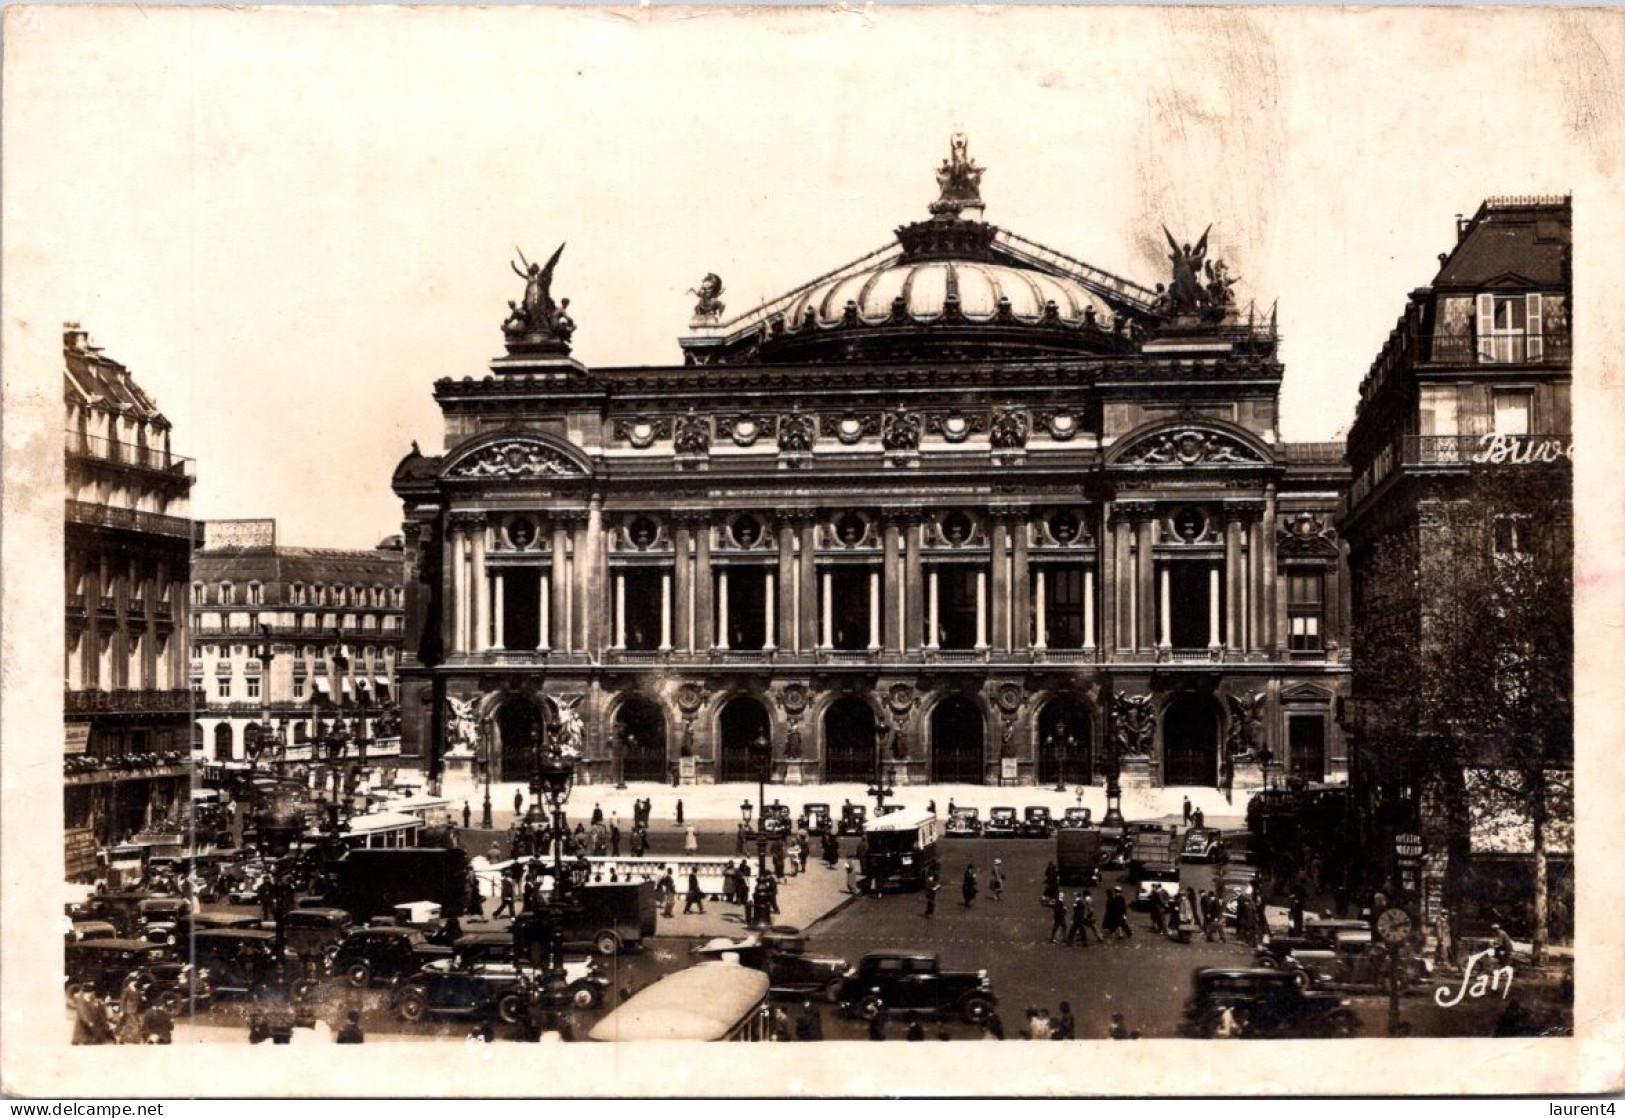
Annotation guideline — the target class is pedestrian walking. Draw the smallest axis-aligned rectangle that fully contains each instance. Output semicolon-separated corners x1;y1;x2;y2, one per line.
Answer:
764;874;781;916
796;835;809;875
1042;861;1060;903
1024;1007;1054;1040
610;822;622;857
736;821;749;855
868;1013;887;1041
1434;911;1454;968
1289;889;1306;936
335;1009;364;1044
1182;796;1192;826
684;869;705;914
923;875;940;918
772;842;787;881
1066;894;1089;947
795;1001;823;1041
1192;806;1205;831
961;863;978;908
845;861;858;895
684;825;699;854
591;803;604;827
676;799;684;826
1148;889;1168;935
514;790;524;818
1048;894;1069;943
989;859;1005;902
927;799;937;816
1054;1001;1076;1040
1104;887;1133;940
462;801;472;829
1108;1012;1131;1040
906;1018;926;1041
658;869;677;918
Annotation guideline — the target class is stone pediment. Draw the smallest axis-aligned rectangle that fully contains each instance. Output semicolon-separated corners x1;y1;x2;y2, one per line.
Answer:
1109;424;1271;468
442;435;591;480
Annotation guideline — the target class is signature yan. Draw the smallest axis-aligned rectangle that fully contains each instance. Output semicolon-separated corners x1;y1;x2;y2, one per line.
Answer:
1434;947;1514;1008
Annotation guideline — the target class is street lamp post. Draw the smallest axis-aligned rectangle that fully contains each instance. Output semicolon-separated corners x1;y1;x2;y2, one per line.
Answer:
747;733;774;930
479;718;494;829
512;723;584;1040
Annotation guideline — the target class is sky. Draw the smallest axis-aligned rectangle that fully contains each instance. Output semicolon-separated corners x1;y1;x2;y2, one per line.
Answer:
6;6;1622;549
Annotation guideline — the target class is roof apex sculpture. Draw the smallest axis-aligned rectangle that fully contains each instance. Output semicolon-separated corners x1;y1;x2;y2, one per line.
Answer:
503;242;576;355
929;132;985;221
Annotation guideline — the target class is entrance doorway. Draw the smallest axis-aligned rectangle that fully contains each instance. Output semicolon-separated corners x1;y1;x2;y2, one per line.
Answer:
1167;561;1217;649
1036;699;1092;785
930;695;985;784
614;695;668;782
495;695;545;783
1162;693;1220;786
717;695;771;783
1289;713;1326;783
823;696;877;782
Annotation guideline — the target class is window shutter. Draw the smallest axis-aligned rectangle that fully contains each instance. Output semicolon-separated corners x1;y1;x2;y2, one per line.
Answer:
1526;293;1544;361
1476;293;1495;361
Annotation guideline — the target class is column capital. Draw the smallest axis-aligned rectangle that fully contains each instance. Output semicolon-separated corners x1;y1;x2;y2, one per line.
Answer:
1219;501;1267;525
986;502;1029;523
446;510;488;530
550;508;592;528
670;508;712;527
775;507;821;526
879;505;924;525
1110;500;1157;526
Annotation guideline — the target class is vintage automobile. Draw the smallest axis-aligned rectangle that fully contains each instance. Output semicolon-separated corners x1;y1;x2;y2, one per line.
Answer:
837;804;868;837
282;907;355;958
66;920;120;943
799;803;832;835
126;960;214;1014
135;897;192;945
1180;827;1229;864
944;807;983;838
330;925;454;988
1253;919;1374;965
982;807;1021;838
1019;807;1056;839
1135;864;1182;909
395;956;609;1021
1177;967;1361;1039
833;951;997;1025
1218;867;1262;921
172;910;266;942
78;891;154;938
1058;807;1093;831
187;928;286;998
690;928;849;1000
64;939;174;1004
1275;931;1433;993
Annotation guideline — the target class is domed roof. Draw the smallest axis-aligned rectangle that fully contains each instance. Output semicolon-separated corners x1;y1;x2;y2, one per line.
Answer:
679;135;1165;366
782;257;1113;331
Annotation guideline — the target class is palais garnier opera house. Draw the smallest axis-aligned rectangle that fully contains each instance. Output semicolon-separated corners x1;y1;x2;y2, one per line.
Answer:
392;136;1350;793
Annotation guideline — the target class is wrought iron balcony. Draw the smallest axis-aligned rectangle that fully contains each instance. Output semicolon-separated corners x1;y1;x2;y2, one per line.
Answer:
65;431;196;478
66;499;194;539
1427;329;1571;367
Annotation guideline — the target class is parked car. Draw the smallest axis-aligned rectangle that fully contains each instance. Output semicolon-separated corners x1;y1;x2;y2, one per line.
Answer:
982;807;1020;838
1177;967;1361;1039
188;928;286;998
330;925;453;988
944;807;982;838
64;939;173;1004
126;961;214;1015
1180;827;1229;864
172;910;266;942
79;891;154;938
1020;807;1056;839
282;907;354;958
834;951;996;1025
1058;807;1093;831
66;920;120;944
800;804;832;835
1277;931;1432;994
395;956;608;1022
1135;864;1182;909
136;897;192;945
1055;829;1104;886
837;804;868;837
690;928;849;1000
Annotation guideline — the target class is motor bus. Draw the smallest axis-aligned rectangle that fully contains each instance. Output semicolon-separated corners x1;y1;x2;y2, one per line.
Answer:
587;958;771;1041
859;807;940;891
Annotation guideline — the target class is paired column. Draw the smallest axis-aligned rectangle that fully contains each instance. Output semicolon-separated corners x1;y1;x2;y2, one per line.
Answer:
471;519;489;652
1247;517;1265;652
551;524;570;651
990;519;1010;651
537;572;550;652
673;523;693;653
448;522;467;654
1225;514;1243;649
1136;515;1156;652
613;574;627;649
660;572;673;651
819;571;833;649
716;570;730;650
926;568;940;650
1098;505;1117;653
493;573;506;650
975;569;988;649
1157;565;1172;649
904;517;925;652
1264;495;1282;654
798;520;818;653
695;521;714;651
882;516;903;653
776;520;797;653
1011;516;1030;652
764;573;777;651
1208;567;1222;649
1033;568;1048;650
868;569;881;651
1082;566;1096;650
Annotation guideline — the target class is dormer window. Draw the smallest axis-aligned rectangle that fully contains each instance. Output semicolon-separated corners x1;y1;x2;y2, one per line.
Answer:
1476;293;1543;363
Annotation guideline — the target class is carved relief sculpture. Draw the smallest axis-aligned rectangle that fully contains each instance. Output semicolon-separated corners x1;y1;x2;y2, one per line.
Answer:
689;273;726;321
778;411;816;453
989;407;1029;450
1112;691;1157;757
1118;428;1265;467
881;407;923;452
448;439;584;479
673;410;711;455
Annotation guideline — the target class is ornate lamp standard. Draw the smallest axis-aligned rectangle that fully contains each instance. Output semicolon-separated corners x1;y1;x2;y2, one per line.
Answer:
478;717;495;829
747;733;774;930
1102;720;1125;829
512;723;587;1039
